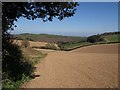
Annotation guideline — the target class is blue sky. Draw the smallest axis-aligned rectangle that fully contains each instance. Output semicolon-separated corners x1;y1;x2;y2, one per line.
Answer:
13;2;118;36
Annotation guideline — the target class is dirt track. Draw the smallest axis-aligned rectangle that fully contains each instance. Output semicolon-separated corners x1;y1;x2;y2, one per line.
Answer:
21;44;118;88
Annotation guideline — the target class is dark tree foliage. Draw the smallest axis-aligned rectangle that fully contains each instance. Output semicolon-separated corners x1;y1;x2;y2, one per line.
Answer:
2;2;79;80
2;42;33;81
87;35;103;43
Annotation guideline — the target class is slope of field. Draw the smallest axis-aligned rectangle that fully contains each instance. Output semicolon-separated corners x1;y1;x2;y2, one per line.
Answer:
71;43;118;54
101;34;120;43
20;44;118;88
21;47;47;65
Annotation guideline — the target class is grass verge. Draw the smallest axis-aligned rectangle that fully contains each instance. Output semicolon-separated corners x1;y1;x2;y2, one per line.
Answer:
22;47;47;65
2;74;31;89
2;47;47;90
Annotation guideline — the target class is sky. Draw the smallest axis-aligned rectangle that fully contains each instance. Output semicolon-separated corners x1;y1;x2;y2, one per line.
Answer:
12;2;118;36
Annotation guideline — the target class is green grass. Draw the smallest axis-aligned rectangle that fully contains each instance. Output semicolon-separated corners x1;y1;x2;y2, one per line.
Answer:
29;52;47;65
62;42;89;49
3;74;31;89
102;34;120;43
22;47;47;65
59;42;92;51
58;33;120;51
2;47;47;90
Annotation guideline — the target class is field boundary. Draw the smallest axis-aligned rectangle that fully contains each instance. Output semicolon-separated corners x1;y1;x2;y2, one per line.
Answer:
31;42;120;51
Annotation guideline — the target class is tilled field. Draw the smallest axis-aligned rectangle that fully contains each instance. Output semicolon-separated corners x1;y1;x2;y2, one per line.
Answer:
20;44;118;88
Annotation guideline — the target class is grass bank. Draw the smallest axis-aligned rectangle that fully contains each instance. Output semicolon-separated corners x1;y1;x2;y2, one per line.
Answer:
58;33;120;51
2;47;47;90
58;42;92;51
22;47;47;65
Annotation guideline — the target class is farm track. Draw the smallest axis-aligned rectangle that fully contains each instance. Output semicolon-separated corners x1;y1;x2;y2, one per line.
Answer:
20;44;118;88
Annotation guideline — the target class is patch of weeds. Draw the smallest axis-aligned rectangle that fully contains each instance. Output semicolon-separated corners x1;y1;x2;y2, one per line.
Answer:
2;74;31;90
30;52;47;65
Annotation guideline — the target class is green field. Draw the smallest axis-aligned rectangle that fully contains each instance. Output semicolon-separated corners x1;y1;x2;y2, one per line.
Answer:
102;34;120;43
58;42;92;51
58;32;120;50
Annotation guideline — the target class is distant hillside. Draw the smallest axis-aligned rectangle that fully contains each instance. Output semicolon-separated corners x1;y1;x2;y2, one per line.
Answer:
100;32;120;43
100;31;120;36
101;34;120;43
14;32;120;51
14;33;87;43
87;31;120;43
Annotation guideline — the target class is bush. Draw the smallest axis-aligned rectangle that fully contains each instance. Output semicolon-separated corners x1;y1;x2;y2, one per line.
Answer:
57;41;66;50
2;43;34;89
43;43;60;50
21;40;30;48
87;35;103;43
2;74;30;89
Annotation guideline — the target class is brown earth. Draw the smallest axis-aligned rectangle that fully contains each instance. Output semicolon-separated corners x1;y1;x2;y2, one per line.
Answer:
13;40;48;47
13;40;59;49
20;44;118;88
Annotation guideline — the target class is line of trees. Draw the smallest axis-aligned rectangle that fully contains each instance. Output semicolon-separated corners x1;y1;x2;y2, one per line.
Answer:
101;31;120;36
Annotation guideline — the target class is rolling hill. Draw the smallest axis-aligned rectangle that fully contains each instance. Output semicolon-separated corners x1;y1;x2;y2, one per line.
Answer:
101;34;120;43
14;33;87;43
14;32;120;51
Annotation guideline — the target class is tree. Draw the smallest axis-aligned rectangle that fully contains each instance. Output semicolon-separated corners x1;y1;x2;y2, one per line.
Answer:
2;2;79;82
87;34;103;43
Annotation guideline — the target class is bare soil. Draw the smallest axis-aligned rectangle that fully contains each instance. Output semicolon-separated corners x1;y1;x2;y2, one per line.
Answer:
13;40;47;47
20;44;118;88
13;40;59;48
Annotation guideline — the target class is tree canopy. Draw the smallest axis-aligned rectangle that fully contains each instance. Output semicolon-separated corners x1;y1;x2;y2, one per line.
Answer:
2;2;79;31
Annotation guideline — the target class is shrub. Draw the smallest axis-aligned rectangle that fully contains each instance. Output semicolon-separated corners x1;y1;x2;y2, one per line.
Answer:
43;43;60;50
21;40;30;48
87;35;104;43
57;41;66;50
2;43;34;89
